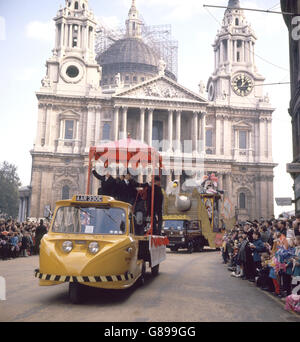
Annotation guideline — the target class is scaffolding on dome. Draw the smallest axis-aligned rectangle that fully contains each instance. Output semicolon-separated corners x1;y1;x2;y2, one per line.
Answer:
95;18;178;79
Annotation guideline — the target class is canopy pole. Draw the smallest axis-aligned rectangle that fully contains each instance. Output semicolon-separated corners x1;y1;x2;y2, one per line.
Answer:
150;160;155;236
86;150;93;195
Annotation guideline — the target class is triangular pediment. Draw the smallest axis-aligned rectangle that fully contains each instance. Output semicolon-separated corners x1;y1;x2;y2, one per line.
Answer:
232;120;252;130
114;75;208;103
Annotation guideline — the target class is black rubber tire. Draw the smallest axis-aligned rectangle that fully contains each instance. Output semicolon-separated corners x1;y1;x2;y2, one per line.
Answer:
187;241;194;254
69;282;84;304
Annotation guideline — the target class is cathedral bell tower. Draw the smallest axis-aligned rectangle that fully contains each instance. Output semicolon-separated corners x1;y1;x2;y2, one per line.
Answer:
40;0;101;95
126;0;143;38
207;0;267;107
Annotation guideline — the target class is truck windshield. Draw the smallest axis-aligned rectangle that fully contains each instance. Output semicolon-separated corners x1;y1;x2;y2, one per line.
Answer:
163;220;185;231
52;206;127;235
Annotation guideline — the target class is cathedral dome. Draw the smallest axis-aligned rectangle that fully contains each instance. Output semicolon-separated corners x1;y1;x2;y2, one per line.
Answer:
98;37;159;67
97;37;176;87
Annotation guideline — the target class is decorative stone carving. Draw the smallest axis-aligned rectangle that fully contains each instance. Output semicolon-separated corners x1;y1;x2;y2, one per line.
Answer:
117;79;202;101
158;59;166;76
41;75;51;88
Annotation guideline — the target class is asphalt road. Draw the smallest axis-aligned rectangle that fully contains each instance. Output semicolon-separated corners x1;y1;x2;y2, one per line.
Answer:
0;250;299;322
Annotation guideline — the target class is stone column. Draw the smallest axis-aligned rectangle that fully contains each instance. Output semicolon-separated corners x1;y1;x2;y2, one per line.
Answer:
241;40;245;62
122;107;128;139
234;129;239;158
113;106;120;141
220;40;224;64
168;109;173;152
201;112;206;153
192;111;198;154
267;118;273;161
233;40;236;63
147;108;153;146
175;110;181;153
216;115;221;156
85;106;95;151
259;118;266;162
223;116;230;157
94;106;101;145
77;25;81;48
60;22;64;48
140;108;145;142
228;39;232;64
36;104;46;147
45;104;52;147
248;129;253;162
68;24;72;48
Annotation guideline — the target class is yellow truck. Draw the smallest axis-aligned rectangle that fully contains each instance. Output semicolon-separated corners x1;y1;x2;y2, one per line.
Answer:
162;190;226;252
35;195;168;303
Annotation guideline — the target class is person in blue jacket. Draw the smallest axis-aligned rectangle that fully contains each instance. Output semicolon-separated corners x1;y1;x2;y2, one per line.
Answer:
250;231;266;270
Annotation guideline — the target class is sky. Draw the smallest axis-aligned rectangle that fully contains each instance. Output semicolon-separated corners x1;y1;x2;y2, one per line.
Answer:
0;0;295;217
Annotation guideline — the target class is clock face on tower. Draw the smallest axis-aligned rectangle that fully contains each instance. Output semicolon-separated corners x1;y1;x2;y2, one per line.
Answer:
231;73;254;97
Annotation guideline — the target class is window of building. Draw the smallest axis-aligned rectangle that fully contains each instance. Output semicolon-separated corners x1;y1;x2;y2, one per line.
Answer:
239;192;246;209
62;185;70;200
64;120;74;140
235;18;239;26
152;121;163;151
102;123;111;141
237;51;240;62
239;131;247;149
206;129;213;147
74;1;79;10
133;76;137;82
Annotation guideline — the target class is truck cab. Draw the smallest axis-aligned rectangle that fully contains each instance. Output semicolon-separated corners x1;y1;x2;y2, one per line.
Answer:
162;215;207;253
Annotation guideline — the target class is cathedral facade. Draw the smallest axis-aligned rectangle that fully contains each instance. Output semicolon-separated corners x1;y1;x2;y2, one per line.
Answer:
30;0;276;222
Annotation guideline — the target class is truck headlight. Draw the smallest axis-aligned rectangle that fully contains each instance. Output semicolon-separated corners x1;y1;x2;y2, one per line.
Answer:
62;241;73;253
88;242;100;254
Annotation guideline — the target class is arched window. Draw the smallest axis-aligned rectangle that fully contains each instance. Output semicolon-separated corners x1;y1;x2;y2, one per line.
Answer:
239;192;246;209
102;123;111;141
62;185;70;200
74;1;79;10
235;18;239;26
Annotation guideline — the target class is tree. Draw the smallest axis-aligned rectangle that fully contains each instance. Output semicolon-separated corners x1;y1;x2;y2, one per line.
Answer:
0;161;21;219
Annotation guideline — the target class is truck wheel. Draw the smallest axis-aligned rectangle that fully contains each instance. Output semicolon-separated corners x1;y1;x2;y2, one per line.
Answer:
187;242;194;254
170;246;178;252
69;282;84;304
151;264;160;277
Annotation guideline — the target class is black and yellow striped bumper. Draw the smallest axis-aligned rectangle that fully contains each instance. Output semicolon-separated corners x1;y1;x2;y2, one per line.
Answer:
34;269;134;283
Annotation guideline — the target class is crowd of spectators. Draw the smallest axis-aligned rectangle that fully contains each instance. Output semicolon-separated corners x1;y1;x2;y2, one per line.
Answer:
221;213;300;313
0;218;48;260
